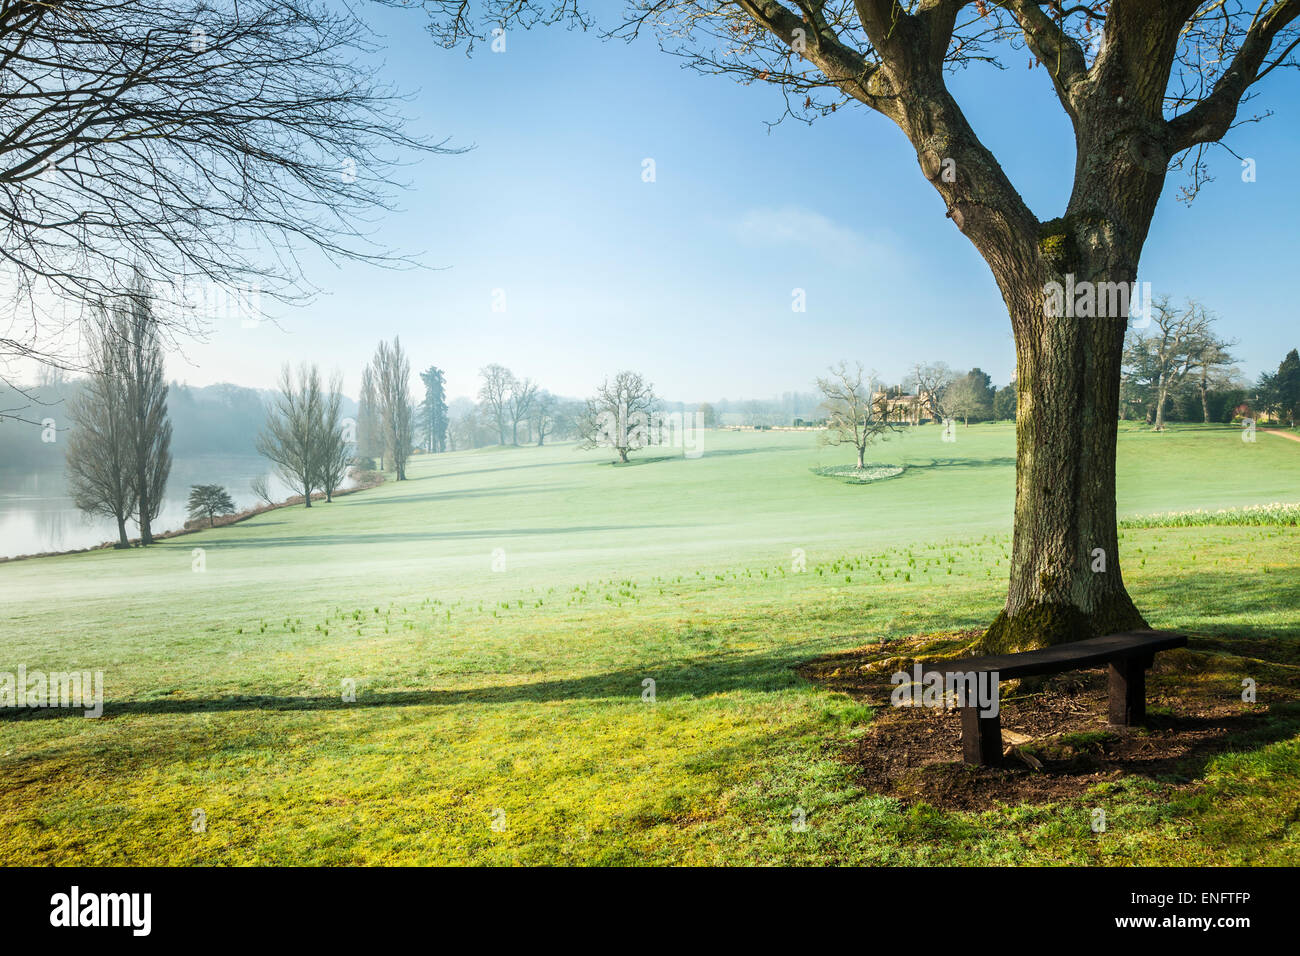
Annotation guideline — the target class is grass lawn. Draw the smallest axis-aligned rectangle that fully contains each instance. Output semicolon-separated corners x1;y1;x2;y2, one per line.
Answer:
2;422;1298;864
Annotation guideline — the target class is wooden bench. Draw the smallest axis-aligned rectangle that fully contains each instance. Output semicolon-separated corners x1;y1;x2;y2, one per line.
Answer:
921;630;1189;766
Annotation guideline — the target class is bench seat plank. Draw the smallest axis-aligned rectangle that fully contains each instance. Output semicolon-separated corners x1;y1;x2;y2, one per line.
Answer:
921;630;1188;680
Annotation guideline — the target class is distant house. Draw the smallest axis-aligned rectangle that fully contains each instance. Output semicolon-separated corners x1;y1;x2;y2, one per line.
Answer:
872;388;931;425
1234;402;1276;424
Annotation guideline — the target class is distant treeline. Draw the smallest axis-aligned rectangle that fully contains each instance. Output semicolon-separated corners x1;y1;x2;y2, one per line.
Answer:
441;390;827;451
690;393;825;428
0;380;358;470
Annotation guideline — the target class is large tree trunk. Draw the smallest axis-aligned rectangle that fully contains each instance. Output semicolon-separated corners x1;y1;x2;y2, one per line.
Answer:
868;0;1189;651
978;243;1148;654
1154;376;1170;430
1200;381;1211;423
115;515;129;549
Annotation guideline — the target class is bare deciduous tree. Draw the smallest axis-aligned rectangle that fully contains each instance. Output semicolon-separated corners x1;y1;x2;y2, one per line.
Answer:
507;376;539;445
65;323;135;548
250;474;276;507
1124;299;1215;429
358;365;384;470
0;0;444;382
372;338;412;480
478;364;514;446
909;362;957;425
413;1;1300;650
316;372;351;502
119;286;172;545
579;371;658;463
257;364;326;507
816;361;900;469
448;400;493;450
1190;333;1239;425
531;390;557;446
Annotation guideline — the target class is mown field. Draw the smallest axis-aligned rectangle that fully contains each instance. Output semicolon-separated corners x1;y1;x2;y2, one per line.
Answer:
1;421;1298;864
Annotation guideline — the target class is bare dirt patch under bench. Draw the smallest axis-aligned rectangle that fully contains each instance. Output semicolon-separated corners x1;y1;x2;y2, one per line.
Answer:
800;630;1299;810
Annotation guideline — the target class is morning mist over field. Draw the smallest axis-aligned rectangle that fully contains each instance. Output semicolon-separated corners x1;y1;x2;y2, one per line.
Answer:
2;0;1299;899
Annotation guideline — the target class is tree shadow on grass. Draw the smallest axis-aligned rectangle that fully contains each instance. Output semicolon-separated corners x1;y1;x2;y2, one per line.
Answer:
415;456;589;482
14;622;1298;811
700;445;812;458
901;457;1016;470
599;455;678;467
595;445;805;467
1;643;827;722
187;523;680;550
359;482;579;506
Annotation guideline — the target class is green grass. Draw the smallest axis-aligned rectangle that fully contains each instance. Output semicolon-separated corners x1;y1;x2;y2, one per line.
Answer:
2;421;1298;864
1121;501;1300;528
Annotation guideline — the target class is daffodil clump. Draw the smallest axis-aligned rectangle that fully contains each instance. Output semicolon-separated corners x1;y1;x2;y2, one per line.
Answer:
812;464;905;484
1121;502;1300;528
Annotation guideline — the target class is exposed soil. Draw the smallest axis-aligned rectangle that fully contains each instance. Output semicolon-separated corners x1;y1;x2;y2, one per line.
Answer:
800;629;1298;810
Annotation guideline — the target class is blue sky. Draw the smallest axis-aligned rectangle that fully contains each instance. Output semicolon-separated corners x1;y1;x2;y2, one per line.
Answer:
176;6;1300;403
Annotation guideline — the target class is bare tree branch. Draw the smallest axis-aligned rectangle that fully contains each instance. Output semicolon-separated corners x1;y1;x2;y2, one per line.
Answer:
1168;0;1300;151
0;0;451;377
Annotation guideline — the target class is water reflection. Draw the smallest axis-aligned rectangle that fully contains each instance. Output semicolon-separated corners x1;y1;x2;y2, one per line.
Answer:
0;457;320;558
35;505;71;551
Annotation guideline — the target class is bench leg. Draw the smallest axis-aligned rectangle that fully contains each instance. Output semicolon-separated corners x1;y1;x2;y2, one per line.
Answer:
960;706;1002;766
1108;657;1149;726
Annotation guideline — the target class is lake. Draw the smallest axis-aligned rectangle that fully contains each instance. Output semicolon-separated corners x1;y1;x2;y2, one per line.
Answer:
0;456;308;559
